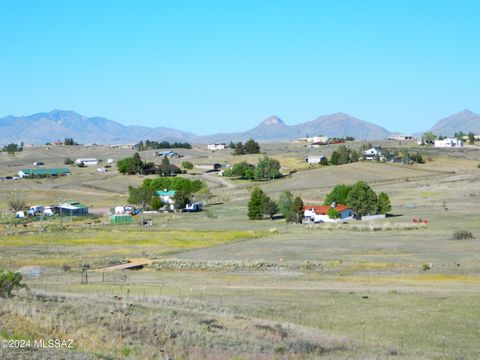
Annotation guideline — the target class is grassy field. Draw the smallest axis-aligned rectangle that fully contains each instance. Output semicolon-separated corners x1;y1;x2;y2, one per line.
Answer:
1;143;480;359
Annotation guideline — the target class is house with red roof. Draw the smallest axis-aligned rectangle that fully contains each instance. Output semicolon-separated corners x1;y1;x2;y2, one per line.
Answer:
304;203;355;223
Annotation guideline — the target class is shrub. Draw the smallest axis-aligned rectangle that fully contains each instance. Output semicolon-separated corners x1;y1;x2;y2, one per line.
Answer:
0;270;25;297
64;157;74;165
452;230;475;240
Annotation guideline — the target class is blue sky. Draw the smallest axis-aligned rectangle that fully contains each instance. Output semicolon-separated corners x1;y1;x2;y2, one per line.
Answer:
1;0;479;134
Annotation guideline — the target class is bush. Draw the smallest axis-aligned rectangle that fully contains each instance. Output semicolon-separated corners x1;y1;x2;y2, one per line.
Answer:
181;161;194;170
0;270;25;297
452;230;475;240
64;157;74;165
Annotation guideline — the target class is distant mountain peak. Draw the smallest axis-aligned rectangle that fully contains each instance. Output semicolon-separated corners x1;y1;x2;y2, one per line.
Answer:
431;109;480;135
258;116;285;127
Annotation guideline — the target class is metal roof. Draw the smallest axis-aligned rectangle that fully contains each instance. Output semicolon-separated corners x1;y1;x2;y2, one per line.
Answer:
20;168;71;175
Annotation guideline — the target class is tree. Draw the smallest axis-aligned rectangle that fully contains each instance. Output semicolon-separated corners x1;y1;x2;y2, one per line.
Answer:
327;207;340;219
0;270;25;298
346;181;378;218
162;156;170;166
181;161;193;170
376;192;391;214
248;187;268;220
254;156;281;180
324;184;353;205
468;132;475;145
117;153;145;174
234;142;245;155
128;186;154;210
320;156;329;165
231;162;255;179
228;141;235;149
8;197;26;211
64;138;78;146
150;196;162;210
290;196;304;223
4;143;20;155
244;139;260;154
278;191;293;220
423;131;436;145
173;189;191;209
329;151;340;165
262;198;278;220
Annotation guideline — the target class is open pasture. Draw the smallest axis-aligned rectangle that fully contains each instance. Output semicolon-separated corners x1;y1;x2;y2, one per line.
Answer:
1;144;480;359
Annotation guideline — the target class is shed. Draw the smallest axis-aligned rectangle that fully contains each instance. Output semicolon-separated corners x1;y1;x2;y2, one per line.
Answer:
56;201;89;216
110;214;133;224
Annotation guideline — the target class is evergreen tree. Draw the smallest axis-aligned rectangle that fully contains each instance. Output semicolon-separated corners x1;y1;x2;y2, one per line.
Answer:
376;192;391;214
234;142;245;155
248;187;267;220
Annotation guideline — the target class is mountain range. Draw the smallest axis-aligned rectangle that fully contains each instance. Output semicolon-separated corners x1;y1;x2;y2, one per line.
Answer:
430;109;480;136
0;109;478;145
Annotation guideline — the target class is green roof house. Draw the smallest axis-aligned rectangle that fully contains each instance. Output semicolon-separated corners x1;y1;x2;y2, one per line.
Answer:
155;190;177;210
18;168;71;178
56;201;89;216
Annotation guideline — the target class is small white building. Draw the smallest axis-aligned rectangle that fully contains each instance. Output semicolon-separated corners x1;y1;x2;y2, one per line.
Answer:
386;134;415;141
75;158;98;166
298;136;329;144
364;146;385;161
207;143;226;151
434;138;463;148
305;155;325;164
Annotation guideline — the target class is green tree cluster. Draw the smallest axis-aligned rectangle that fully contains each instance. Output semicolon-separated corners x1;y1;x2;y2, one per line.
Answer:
324;181;392;218
64;138;78;145
249;189;303;222
143;177;204;194
117;153;148;175
224;156;281;180
3;143;23;155
329;145;359;165
128;177;206;210
137;140;191;150
233;139;261;155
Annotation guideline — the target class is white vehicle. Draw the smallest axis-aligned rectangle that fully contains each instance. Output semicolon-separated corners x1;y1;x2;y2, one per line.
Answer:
16;211;25;218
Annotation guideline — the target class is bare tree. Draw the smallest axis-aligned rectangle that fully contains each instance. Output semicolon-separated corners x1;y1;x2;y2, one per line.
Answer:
8;197;26;211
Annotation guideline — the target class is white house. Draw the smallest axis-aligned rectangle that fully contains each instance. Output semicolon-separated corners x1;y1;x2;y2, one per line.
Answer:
75;158;98;166
207;143;226;151
305;155;325;164
304;204;355;223
434;138;463;148
364;146;385;161
298;136;329;144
